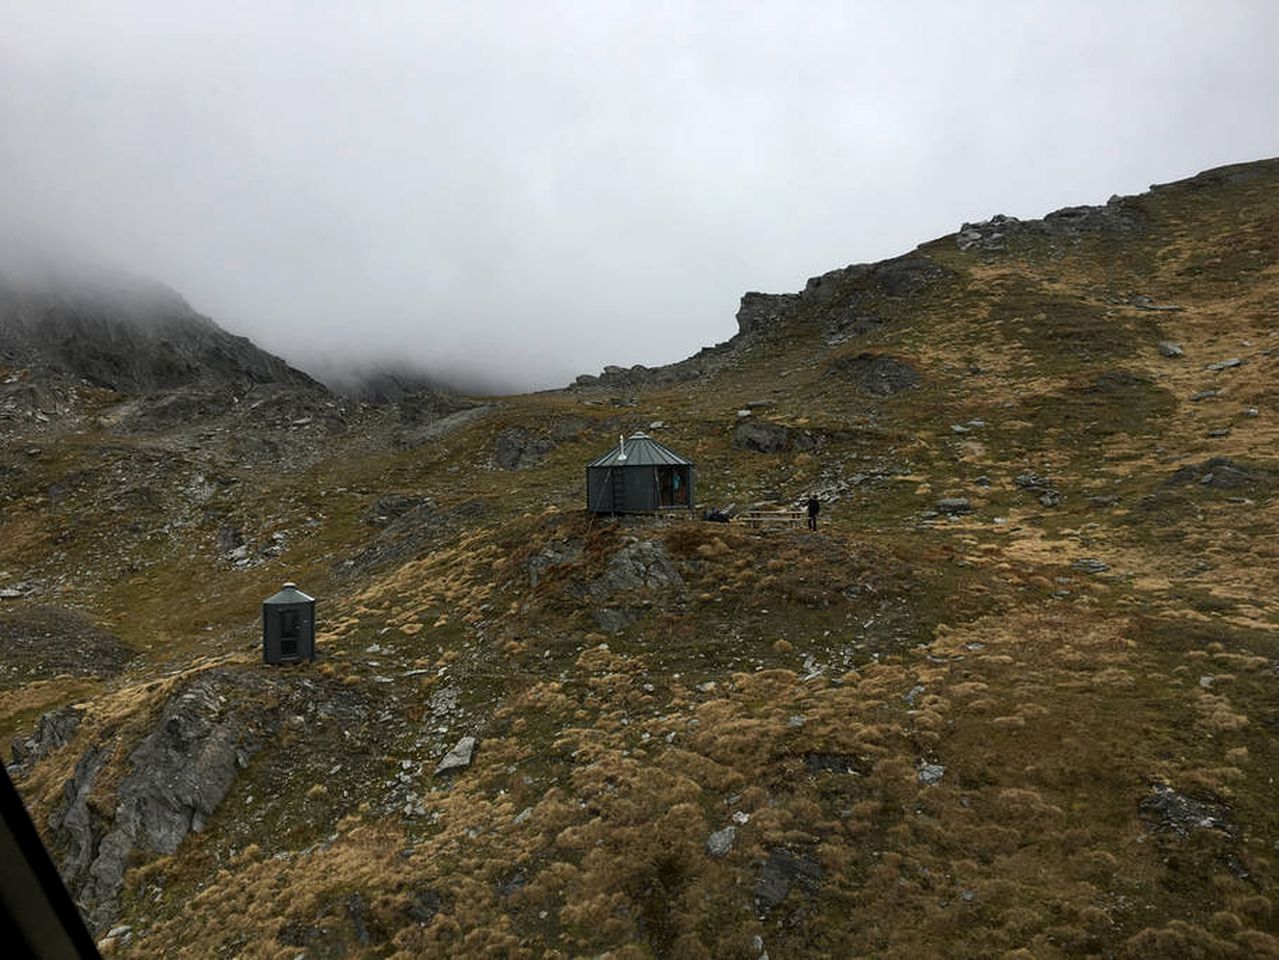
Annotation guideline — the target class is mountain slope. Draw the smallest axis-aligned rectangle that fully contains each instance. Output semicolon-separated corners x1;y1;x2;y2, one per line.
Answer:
2;158;1278;959
0;270;316;394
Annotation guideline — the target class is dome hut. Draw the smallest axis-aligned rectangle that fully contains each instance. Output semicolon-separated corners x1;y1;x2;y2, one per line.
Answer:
586;432;695;515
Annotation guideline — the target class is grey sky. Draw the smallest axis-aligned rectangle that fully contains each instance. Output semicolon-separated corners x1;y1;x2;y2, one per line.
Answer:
2;2;1276;391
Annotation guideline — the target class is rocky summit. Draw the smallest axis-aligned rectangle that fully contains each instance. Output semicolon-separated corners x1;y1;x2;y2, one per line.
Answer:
3;158;1279;958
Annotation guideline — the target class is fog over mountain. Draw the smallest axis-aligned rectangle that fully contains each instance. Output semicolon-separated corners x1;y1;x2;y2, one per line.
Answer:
2;1;1277;391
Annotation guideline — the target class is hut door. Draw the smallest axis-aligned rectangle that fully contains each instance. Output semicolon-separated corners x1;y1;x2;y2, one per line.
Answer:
656;467;688;507
672;466;688;505
279;609;300;659
657;466;674;506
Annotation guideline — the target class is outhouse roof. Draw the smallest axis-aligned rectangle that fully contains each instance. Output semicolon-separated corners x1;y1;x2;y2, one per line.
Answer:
588;432;693;468
264;582;315;605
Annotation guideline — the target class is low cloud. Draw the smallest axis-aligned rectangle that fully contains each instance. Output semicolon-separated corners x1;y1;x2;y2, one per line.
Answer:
2;2;1276;391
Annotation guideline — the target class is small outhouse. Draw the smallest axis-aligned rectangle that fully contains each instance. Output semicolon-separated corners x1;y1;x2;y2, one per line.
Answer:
586;432;695;515
262;582;316;664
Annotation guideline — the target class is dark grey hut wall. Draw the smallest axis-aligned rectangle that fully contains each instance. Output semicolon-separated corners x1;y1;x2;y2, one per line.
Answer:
586;464;694;514
624;466;660;511
262;599;316;663
586;465;657;513
586;466;612;513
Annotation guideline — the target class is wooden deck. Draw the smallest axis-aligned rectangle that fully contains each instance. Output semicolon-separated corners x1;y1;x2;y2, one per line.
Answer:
737;509;807;529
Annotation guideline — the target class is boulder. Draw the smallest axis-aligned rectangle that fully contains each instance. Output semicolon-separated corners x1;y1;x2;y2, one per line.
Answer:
122;388;239;432
917;762;946;785
706;825;737;858
434;736;477;776
1015;472;1063;507
395;404;493;450
1072;558;1110;574
731;420;813;455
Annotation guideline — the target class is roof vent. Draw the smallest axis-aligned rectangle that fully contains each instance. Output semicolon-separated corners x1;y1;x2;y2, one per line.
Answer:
282;581;297;590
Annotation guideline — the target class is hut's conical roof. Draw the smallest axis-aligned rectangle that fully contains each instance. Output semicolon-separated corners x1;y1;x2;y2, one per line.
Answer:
263;583;315;605
588;432;693;468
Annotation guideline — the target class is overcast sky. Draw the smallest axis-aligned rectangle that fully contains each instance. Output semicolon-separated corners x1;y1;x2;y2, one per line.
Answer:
2;2;1277;391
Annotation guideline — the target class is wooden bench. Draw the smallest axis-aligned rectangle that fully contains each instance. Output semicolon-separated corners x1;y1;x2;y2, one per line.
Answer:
737;509;806;529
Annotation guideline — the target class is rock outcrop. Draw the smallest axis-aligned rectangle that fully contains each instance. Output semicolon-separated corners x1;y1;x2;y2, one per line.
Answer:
734;291;803;338
527;538;584;588
9;704;83;773
494;426;553;470
590;540;683;598
571;252;950;391
803;253;946;302
49;668;285;932
826;353;921;396
585;540;684;633
956;195;1147;253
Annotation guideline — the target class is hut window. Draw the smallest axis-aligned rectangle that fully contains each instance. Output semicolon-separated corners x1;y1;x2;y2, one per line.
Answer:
279;609;300;639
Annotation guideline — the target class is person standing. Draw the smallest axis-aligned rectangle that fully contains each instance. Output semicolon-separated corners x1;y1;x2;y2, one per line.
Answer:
806;495;820;530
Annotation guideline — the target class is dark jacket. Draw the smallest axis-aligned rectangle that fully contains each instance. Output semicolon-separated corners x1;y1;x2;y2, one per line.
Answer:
806;496;820;517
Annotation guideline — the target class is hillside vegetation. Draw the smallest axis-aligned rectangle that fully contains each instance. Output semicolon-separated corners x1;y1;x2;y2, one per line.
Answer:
2;158;1278;959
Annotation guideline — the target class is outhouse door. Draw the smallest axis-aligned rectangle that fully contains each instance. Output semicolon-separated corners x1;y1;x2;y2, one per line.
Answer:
279;608;301;659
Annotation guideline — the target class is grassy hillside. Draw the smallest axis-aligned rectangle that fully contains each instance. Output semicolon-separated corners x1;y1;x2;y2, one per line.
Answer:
2;158;1278;958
